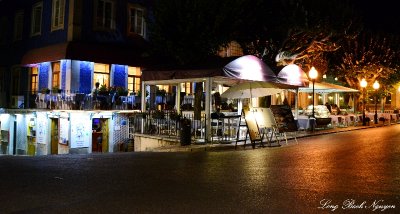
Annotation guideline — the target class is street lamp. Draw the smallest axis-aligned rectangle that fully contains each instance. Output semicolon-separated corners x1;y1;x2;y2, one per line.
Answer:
373;80;380;124
309;67;318;119
360;78;367;125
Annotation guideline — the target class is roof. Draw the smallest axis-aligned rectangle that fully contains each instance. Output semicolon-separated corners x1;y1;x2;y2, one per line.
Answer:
21;41;149;67
298;82;359;93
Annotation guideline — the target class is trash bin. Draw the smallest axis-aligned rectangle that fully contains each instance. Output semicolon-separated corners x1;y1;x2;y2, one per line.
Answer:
127;138;135;152
180;118;191;146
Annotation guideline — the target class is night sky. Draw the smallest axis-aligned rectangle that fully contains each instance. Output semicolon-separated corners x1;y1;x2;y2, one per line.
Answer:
354;0;400;34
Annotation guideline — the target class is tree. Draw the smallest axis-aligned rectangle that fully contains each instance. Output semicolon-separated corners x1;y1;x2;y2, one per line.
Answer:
329;31;400;111
237;0;362;73
331;32;400;90
148;0;245;65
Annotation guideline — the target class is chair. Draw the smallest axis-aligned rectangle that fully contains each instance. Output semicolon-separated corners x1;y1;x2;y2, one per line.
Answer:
337;116;346;127
122;95;135;109
210;112;223;143
358;115;370;126
348;115;356;126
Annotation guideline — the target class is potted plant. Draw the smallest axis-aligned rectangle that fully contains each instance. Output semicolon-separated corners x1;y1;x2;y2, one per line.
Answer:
116;86;128;96
98;84;109;96
52;86;62;93
152;110;165;119
41;88;50;94
169;111;181;121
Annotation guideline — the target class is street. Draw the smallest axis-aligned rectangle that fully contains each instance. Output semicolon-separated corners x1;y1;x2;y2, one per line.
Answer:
1;125;400;214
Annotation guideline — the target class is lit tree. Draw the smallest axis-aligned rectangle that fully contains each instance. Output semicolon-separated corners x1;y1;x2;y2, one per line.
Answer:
329;31;400;110
331;32;400;90
238;0;361;73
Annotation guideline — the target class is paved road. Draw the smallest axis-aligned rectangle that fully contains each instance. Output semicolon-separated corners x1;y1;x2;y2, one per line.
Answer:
1;125;400;213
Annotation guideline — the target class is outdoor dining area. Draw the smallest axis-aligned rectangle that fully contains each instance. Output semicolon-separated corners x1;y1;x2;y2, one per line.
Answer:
128;55;400;148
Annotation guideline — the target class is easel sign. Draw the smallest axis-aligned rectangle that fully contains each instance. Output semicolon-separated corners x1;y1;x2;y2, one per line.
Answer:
270;105;298;132
243;109;262;142
250;107;276;129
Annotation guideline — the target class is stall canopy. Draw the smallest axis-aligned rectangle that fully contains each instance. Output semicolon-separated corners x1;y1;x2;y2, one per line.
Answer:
143;55;292;86
277;64;309;87
222;55;277;82
298;82;359;93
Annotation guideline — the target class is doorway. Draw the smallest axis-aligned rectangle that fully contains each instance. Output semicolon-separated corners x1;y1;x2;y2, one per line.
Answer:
92;118;109;153
50;118;59;154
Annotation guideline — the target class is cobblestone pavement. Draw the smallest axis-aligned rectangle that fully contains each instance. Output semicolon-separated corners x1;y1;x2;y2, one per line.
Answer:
151;122;393;152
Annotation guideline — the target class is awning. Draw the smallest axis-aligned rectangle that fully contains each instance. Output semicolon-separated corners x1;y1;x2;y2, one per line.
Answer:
298;82;359;93
277;64;309;87
21;41;149;66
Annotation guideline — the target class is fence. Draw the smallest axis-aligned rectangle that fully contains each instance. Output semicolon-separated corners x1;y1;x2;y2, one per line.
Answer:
129;110;207;142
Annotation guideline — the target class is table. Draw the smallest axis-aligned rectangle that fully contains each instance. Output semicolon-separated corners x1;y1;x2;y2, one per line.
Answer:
296;116;316;130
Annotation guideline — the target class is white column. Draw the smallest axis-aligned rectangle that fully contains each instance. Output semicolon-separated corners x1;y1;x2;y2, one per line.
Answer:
140;82;146;134
176;84;181;113
205;77;212;142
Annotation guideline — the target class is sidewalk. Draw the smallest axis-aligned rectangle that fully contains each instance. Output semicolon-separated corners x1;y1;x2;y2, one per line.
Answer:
150;122;394;152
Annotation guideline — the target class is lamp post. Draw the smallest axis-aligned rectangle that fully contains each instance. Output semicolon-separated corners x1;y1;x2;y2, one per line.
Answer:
309;67;318;119
373;80;380;124
360;78;367;126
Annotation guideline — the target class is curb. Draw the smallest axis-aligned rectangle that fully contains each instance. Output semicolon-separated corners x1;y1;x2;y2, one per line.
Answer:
150;123;394;152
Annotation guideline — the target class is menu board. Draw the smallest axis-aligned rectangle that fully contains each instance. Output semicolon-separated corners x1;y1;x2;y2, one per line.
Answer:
243;109;262;141
269;105;298;132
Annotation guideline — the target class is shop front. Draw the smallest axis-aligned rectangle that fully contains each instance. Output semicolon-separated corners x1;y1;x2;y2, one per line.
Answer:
0;110;131;156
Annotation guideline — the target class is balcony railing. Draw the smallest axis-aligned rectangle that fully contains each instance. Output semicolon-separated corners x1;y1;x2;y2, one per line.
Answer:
18;90;142;111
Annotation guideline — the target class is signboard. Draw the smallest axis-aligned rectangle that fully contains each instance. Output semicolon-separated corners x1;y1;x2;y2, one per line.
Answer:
36;112;48;144
59;117;69;145
70;113;90;148
251;107;276;129
243;109;262;141
269;105;298;132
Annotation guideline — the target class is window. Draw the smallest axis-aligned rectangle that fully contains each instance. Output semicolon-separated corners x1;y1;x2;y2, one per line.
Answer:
52;0;65;31
13;11;24;41
31;2;43;36
128;5;146;36
94;0;115;30
94;63;110;87
217;41;243;57
181;82;193;94
128;66;141;93
52;62;60;89
31;67;38;93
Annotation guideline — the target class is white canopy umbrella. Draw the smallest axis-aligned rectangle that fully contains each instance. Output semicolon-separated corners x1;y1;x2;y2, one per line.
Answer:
221;81;284;99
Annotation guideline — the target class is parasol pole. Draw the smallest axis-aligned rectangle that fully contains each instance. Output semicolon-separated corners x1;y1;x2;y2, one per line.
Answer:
295;88;299;118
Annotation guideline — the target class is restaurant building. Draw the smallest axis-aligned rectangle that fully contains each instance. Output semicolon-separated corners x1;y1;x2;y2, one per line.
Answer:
0;0;150;155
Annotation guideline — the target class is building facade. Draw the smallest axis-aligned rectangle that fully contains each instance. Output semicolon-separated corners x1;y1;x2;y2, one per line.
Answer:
0;0;151;155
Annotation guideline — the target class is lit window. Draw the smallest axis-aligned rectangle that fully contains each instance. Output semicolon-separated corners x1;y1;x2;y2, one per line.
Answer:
181;82;193;94
31;2;43;36
128;67;141;93
94;63;110;87
52;0;65;31
31;67;38;93
95;0;115;30
128;5;146;37
14;11;24;41
218;41;243;57
52;62;60;88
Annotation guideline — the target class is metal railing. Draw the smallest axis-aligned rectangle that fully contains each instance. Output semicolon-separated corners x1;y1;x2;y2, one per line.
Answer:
15;90;142;110
129;110;207;142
